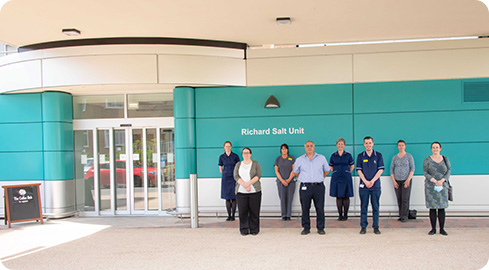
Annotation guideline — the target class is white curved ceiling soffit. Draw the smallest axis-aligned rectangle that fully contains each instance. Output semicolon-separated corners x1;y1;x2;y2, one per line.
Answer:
0;0;489;47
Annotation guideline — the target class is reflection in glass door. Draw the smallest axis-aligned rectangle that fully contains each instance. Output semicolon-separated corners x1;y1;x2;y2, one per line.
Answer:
146;129;158;211
98;129;112;212
160;129;175;211
114;129;127;211
131;129;145;212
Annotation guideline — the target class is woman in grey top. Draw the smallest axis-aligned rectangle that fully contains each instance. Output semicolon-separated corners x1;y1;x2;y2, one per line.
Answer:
234;147;262;236
274;144;296;221
390;140;415;222
423;142;451;236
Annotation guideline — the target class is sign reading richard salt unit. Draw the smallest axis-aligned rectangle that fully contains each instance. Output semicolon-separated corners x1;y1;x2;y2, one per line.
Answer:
3;183;43;228
241;127;305;136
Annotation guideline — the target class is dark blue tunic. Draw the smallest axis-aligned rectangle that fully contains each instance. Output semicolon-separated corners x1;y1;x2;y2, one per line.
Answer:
218;152;240;200
329;151;354;197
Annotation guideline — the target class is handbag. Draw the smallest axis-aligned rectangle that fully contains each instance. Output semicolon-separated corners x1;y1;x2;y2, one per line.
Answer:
442;156;453;202
408;209;417;219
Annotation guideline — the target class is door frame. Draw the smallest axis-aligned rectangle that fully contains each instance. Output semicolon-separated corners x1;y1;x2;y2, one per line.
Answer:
74;117;174;216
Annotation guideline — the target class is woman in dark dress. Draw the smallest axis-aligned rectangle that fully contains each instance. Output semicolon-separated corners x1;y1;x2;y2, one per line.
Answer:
219;141;240;221
329;138;355;221
424;141;451;235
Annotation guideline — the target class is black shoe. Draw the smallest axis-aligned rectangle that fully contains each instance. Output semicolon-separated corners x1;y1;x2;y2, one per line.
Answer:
374;228;381;234
282;217;286;221
337;216;343;221
285;217;291;221
397;218;402;221
301;228;310;235
317;228;325;235
241;232;249;236
226;217;232;221
251;232;259;236
428;229;436;235
440;229;448;236
230;217;235;221
360;228;366;234
343;216;348;221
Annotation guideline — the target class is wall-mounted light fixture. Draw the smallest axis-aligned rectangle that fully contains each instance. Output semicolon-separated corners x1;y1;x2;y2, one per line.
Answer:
62;28;81;36
265;95;280;108
276;17;292;25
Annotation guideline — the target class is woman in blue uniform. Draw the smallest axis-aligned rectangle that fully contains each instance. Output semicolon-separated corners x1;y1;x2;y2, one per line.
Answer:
219;141;240;221
329;138;355;221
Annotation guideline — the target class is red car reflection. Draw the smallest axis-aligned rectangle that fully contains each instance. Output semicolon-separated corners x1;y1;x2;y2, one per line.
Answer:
85;160;157;187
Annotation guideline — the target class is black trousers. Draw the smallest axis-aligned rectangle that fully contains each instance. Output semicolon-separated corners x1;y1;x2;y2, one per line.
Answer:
299;182;325;230
394;180;412;221
237;191;262;234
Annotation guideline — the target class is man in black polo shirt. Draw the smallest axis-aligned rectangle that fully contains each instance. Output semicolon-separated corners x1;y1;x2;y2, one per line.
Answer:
356;136;384;235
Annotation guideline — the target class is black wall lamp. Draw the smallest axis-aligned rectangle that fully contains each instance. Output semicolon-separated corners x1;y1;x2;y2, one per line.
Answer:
265;95;280;108
62;28;81;36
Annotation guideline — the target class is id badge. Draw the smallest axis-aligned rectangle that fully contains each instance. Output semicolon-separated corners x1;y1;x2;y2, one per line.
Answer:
301;186;307;191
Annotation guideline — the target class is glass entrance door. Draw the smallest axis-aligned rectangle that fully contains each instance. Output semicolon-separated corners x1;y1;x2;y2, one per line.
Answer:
74;127;175;215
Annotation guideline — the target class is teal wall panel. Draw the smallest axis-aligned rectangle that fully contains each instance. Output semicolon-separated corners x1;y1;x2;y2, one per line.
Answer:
42;92;73;122
0;93;42;123
44;151;74;180
196;115;353;148
175;148;196;178
174;87;195;118
196;84;352;118
175;118;195;148
197;145;352;178
0;123;43;151
354;79;489;114
355;142;489;177
178;78;489;179
0;152;43;180
43;122;74;151
354;111;489;144
174;87;197;178
0;91;74;183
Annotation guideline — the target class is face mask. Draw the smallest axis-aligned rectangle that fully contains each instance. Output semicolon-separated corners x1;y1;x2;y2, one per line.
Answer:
434;186;443;192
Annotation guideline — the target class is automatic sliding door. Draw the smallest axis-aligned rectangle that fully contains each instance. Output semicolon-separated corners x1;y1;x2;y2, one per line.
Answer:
131;129;145;211
160;129;175;211
146;128;158;211
114;129;128;211
97;129;112;212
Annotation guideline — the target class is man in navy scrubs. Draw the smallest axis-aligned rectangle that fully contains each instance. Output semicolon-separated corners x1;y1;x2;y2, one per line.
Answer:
294;141;330;235
356;136;384;235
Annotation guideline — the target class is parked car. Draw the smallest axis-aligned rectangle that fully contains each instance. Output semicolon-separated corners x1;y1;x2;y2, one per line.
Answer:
84;160;157;188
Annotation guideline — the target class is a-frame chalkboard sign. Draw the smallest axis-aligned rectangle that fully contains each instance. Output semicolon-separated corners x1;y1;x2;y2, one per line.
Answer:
3;183;43;228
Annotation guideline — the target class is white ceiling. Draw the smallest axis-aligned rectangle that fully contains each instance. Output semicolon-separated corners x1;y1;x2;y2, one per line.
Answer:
1;0;489;48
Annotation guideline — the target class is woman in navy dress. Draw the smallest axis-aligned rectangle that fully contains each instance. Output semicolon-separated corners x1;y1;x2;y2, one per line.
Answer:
219;141;240;221
329;138;355;221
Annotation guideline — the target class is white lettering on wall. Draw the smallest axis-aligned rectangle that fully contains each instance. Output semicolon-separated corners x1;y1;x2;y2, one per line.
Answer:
241;127;305;136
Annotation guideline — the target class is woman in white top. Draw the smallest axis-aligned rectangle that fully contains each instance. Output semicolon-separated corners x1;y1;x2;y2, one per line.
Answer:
233;147;262;236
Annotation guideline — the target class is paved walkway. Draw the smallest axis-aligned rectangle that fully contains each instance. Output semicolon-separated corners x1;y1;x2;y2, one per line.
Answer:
1;216;489;269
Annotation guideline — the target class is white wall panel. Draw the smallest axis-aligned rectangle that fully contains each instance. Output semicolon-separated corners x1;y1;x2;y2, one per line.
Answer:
246;54;353;86
0;60;41;93
37;45;244;59
354;48;489;82
158;55;246;86
42;55;158;87
195;175;489;216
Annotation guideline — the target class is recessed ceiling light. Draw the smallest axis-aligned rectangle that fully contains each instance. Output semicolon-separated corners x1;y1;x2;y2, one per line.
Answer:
62;28;81;36
276;17;291;25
